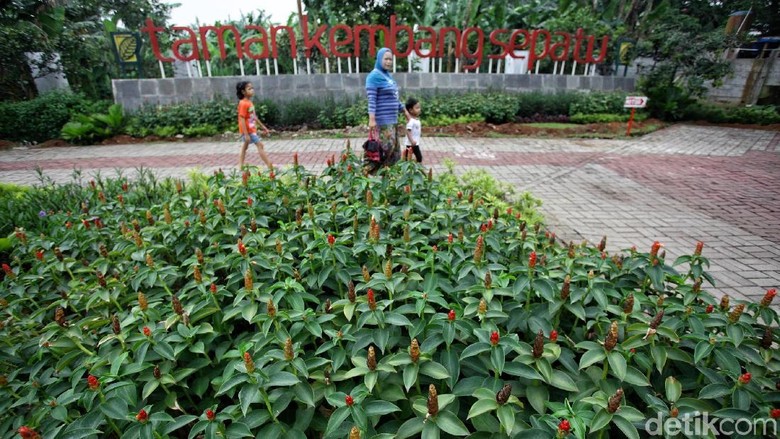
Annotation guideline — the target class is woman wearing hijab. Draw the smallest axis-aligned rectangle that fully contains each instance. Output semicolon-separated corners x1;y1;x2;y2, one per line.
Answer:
366;47;410;172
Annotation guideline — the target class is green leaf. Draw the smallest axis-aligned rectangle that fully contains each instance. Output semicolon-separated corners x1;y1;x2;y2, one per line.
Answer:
665;376;682;403
526;385;548;414
324;406;350;437
164;415;199;434
365;400;401;417
694;341;714;365
403;363;419;392
420;361;451;380
590;409;613;433
550;370;579;392
651;345;667;373
225;422;254;437
293;382;315;407
461;342;491;360
435;410;470;436
239;383;260;417
468;398;498;419
268;371;299;387
579;349;607;369
726;324;744;347
385;312;412;327
608;352;627;381
365;370;378;392
490;347;505;375
613;414;639;439
698;383;732;400
496;405;515;434
623;366;650;387
396;417;424;439
421;420;440;439
99;397;128;420
153;341;176;361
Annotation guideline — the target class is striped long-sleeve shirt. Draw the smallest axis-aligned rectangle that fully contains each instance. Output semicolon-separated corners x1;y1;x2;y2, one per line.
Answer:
367;85;404;126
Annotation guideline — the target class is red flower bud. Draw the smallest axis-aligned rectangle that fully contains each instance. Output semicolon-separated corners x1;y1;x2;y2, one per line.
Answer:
35;250;44;261
136;409;148;422
770;408;780;419
143;326;151;337
457;191;462;199
762;288;777;307
17;426;40;439
2;263;11;275
448;233;453;244
448;309;456;321
206;409;216;421
328;234;335;246
739;372;751;385
87;375;99;390
490;330;499;346
558;419;571;433
529;251;537;269
432;245;438;252
345;395;354;406
269;170;275;180
694;241;704;256
705;304;714;313
550;329;558;343
210;283;217;294
247;197;253;206
367;289;376;311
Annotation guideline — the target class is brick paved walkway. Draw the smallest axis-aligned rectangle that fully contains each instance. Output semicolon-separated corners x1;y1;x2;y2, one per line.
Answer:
1;125;778;304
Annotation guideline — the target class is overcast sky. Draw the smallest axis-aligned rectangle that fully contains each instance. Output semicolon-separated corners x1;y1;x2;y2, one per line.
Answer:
166;0;297;26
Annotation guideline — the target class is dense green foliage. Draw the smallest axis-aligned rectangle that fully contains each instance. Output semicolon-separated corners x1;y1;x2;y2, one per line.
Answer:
1;153;778;439
0;91;109;142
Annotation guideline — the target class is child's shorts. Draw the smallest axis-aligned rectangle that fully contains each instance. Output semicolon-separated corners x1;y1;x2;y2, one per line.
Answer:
242;133;261;144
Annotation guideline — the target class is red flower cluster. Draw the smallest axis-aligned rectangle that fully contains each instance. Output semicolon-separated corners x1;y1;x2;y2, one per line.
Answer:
143;326;151;337
206;409;216;421
210;283;217;294
136;409;148;422
490;331;499;346
529;251;537;269
87;375;99;390
247;197;253;206
35;250;44;261
550;329;558;343
558;419;571;433
237;239;247;257
762;288;777;307
18;426;40;439
345;395;354;406
770;408;780;419
705;304;714;313
448;309;456;321
738;372;751;385
327;234;335;246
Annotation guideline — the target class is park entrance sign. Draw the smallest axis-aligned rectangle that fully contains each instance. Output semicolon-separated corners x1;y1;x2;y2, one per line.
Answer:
140;15;610;73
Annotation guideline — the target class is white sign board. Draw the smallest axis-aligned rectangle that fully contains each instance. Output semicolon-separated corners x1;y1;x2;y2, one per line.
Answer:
624;96;648;108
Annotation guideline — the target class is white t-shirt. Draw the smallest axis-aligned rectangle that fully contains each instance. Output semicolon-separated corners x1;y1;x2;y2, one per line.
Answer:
405;118;421;146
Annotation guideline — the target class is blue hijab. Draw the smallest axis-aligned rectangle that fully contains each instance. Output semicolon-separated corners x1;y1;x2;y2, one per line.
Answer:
366;48;394;89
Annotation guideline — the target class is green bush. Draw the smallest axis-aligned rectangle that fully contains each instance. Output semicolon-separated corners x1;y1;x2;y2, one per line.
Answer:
638;74;695;121
0;91;109;142
1;157;777;439
481;94;519;124
127;99;261;135
423;114;484;126
569;92;628;116
61;104;125;144
182;124;220;137
682;103;780;125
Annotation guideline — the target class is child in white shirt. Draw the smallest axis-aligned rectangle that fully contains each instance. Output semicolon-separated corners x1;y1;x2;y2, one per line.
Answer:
404;97;423;163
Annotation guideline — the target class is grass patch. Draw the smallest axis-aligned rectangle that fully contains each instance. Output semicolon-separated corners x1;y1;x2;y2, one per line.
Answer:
520;122;580;129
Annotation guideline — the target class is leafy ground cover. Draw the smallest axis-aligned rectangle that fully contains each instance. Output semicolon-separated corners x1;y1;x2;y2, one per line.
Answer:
0;149;778;439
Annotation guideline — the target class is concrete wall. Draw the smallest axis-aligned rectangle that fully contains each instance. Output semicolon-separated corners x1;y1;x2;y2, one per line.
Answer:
112;73;636;111
707;55;780;104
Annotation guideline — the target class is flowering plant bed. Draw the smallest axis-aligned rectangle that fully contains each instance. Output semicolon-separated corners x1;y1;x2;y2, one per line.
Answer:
0;149;778;439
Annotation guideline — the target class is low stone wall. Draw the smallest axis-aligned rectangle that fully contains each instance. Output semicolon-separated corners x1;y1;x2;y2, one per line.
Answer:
112;73;636;111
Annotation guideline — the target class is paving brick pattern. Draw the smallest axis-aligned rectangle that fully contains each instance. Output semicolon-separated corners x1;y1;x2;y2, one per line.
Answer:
1;125;778;305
